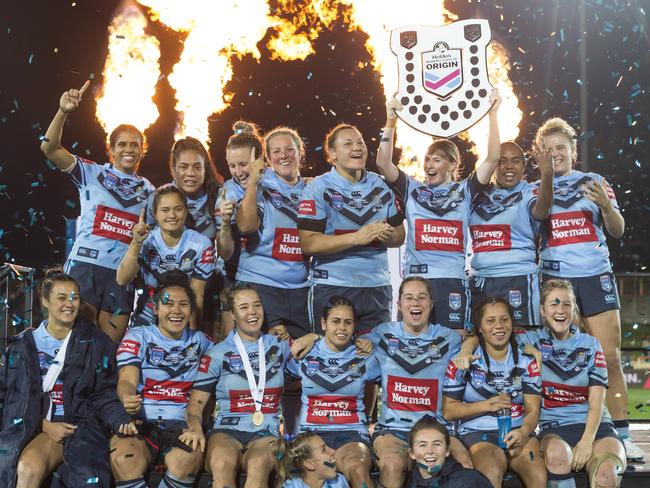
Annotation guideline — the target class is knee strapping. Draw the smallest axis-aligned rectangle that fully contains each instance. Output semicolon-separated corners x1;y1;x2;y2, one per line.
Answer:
586;452;624;488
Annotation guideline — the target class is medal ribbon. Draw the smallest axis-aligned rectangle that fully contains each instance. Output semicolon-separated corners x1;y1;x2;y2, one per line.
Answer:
233;332;266;415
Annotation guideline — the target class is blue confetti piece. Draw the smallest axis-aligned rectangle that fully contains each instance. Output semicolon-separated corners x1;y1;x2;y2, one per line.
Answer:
28;54;34;64
13;418;23;425
86;477;99;484
307;72;313;80
72;141;79;149
65;200;76;208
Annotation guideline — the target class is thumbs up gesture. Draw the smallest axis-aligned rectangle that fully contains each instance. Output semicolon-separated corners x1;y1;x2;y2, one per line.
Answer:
131;208;150;245
219;187;235;221
60;80;91;114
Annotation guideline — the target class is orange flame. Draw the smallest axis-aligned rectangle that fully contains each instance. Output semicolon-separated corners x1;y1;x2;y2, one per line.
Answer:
95;5;161;138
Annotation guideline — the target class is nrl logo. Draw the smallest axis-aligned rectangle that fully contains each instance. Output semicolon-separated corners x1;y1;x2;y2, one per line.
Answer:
391;19;493;138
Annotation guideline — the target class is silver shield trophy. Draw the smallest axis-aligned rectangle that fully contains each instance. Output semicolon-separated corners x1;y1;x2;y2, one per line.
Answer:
391;19;493;138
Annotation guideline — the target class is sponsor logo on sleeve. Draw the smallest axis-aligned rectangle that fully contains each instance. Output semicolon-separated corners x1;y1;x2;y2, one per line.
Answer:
527;360;540;377
546;211;597;247
306;395;359;424
415;219;464;252
228;387;283;413
386;375;438;412
198;355;212;373
299;200;317;216
470;224;512;253
272;228;303;261
594;351;607;369
445;361;458;380
117;340;140;356
142;378;193;403
92;205;138;244
51;383;64;405
201;247;215;264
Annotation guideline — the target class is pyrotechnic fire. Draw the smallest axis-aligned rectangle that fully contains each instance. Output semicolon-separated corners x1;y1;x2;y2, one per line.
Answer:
95;1;522;173
95;5;161;138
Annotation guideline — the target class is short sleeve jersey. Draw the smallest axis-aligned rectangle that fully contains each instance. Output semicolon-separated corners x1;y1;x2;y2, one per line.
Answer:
64;156;154;270
116;324;213;422
33;321;66;419
390;170;482;280
537;171;619;277
297;168;403;287
237;170;308;288
146;183;217;240
443;344;541;434
365;322;462;431
515;326;610;429
134;227;215;324
193;331;291;434
469;180;541;277
283;474;350;488
285;339;381;432
215;179;247;282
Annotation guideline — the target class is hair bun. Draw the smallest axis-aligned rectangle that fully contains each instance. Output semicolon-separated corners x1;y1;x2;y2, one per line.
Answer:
232;121;259;136
43;267;65;280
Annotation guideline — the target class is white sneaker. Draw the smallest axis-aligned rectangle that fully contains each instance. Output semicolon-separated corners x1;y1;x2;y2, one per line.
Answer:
624;437;645;462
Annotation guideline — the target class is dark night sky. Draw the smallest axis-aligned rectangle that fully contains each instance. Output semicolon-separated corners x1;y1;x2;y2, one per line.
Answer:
1;0;648;272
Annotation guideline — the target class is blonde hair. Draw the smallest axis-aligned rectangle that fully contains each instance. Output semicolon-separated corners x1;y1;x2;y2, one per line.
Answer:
534;117;577;162
265;126;305;163
426;139;462;180
275;433;320;487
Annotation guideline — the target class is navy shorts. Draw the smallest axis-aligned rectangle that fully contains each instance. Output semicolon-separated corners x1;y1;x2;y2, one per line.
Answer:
372;426;410;445
471;273;541;327
541;272;620;317
539;422;620;447
310;284;392;333
208;428;275;448
202;273;223;321
427;278;471;331
304;429;371;450
138;420;191;467
243;282;311;338
460;428;534;450
64;260;133;315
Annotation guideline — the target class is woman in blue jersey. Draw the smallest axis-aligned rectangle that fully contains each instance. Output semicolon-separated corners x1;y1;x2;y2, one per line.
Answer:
468;141;553;327
285;296;380;488
236;126;310;339
377;90;501;333
517;280;626;488
276;433;350;488
0;269;136;488
40;80;155;342
216;121;265;339
116;185;215;329
443;297;546;488
534;118;641;461
110;271;212;488
183;283;292;487
298;124;405;332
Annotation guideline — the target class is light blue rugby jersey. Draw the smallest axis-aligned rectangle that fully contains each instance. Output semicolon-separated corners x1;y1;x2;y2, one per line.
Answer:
297;167;403;287
64;156;154;270
117;324;213;422
469;180;541;277
237;169;308;288
285;339;381;433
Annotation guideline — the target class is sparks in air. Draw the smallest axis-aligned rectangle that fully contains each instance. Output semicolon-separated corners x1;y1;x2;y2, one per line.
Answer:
95;1;522;173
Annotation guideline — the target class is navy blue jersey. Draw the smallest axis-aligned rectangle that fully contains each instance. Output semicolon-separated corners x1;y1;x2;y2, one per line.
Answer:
469;181;541;277
515;326;610;428
33;321;66;419
117;325;213;422
237;170;308;288
390;170;483;280
297;168;403;287
365;322;461;431
285;339;381;432
443;344;541;434
64;156;154;270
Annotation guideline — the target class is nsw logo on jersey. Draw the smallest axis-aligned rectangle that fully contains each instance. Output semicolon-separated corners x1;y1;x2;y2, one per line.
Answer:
410;184;464;215
92;205;138;243
546;211;597;247
386;375;438;412
414;219;463;252
306;395;359;424
272;228;303;261
470;224;512;253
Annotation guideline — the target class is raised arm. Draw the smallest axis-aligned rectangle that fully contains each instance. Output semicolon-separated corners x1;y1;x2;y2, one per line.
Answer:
475;88;502;185
40;80;91;171
375;98;403;184
531;144;554;221
216;189;236;260
236;150;265;234
116;209;148;286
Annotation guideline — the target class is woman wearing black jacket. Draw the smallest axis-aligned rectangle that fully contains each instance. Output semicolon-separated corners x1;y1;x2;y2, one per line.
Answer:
0;269;136;487
407;416;493;488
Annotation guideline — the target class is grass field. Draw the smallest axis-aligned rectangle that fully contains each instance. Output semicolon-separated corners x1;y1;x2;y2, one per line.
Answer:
628;387;650;420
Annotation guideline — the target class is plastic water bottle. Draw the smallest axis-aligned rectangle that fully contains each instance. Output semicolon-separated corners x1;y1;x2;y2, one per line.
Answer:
497;407;512;448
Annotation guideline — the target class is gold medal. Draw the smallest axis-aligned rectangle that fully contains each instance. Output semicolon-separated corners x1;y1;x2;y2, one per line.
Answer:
252;410;264;426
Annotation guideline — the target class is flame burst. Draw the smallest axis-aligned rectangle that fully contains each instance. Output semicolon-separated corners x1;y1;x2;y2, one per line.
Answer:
95;5;161;137
96;1;522;169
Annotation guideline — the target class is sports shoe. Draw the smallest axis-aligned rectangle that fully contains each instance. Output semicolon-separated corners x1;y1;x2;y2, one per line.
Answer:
624;437;645;462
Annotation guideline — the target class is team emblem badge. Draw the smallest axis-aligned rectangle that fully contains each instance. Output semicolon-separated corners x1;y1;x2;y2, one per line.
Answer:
391;19;493;137
577;351;586;365
448;292;462;311
270;191;283;209
417;188;432;203
228;354;243;373
306;360;319;376
508;290;522;308
429;342;440;358
512;376;522;389
104;172;119;189
600;275;613;292
540;342;553;361
387;337;400;355
331;193;344;210
150;347;165;365
38;352;46;369
471;368;486;386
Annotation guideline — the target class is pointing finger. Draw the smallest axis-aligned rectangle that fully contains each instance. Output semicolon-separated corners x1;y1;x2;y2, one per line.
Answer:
139;208;146;223
250;147;255;163
79;80;91;97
